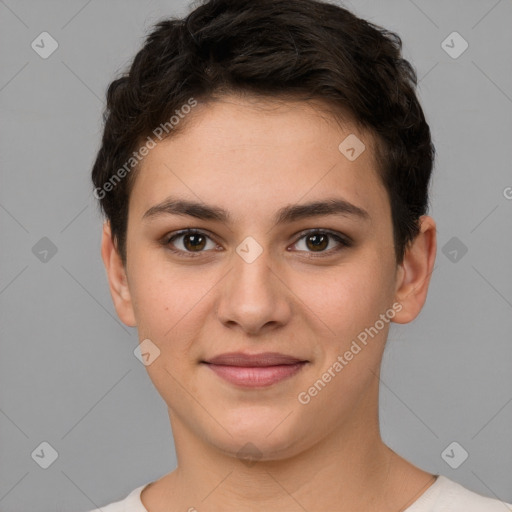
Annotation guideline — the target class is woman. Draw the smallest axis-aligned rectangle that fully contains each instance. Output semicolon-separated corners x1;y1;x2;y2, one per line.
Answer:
88;0;511;510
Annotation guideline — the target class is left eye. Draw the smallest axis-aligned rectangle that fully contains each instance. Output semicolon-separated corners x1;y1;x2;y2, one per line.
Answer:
291;230;349;255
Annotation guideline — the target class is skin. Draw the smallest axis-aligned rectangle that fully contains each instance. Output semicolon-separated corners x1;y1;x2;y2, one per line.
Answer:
101;94;437;512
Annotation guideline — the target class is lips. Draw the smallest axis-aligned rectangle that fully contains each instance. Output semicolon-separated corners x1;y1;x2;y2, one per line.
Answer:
203;352;307;367
201;352;309;387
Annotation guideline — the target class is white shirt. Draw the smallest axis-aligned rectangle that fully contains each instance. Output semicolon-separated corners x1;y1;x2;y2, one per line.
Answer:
88;475;512;511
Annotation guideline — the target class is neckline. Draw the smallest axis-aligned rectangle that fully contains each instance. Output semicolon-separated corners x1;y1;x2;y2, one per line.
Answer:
133;474;444;511
402;474;442;510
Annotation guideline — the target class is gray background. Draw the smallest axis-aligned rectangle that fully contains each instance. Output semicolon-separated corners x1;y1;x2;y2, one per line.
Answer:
0;0;511;510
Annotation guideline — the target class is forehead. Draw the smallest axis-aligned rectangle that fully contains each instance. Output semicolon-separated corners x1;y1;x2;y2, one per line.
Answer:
129;95;390;227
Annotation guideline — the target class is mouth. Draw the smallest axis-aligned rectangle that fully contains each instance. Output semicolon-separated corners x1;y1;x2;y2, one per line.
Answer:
201;352;309;388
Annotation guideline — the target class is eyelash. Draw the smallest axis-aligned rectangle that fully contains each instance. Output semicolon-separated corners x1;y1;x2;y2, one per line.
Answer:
162;228;352;259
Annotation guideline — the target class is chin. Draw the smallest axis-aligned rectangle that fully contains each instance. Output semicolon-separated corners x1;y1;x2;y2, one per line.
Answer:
209;419;307;463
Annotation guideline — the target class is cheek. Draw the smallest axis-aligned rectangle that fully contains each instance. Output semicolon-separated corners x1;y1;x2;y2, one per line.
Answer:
296;257;394;343
129;256;216;347
131;277;176;336
129;262;205;392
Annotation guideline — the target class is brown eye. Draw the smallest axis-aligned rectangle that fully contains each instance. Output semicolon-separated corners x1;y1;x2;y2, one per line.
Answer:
163;228;351;259
292;230;351;257
182;233;207;251
305;233;329;252
165;229;217;256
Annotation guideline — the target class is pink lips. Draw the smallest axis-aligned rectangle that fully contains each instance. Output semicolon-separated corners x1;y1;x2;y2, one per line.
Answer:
202;352;308;388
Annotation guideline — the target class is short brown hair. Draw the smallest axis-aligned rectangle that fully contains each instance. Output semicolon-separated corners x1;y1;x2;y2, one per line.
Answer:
91;0;435;265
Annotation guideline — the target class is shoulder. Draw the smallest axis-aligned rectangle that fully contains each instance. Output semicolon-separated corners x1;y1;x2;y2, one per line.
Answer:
407;475;512;512
85;483;149;512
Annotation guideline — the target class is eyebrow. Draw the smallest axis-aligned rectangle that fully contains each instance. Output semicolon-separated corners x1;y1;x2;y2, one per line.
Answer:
142;196;370;225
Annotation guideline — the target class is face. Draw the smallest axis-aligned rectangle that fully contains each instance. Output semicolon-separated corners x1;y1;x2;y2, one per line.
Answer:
103;95;433;462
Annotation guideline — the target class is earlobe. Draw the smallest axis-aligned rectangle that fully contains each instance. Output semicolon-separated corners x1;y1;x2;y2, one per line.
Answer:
100;222;137;327
392;215;437;324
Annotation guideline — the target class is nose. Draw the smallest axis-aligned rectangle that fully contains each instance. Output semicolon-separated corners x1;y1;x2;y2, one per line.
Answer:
216;245;292;335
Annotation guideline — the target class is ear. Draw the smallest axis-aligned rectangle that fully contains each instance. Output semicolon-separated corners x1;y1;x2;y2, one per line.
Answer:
100;221;137;327
392;215;437;324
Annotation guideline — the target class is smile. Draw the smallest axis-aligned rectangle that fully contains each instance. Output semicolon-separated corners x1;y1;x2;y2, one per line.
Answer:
202;362;308;388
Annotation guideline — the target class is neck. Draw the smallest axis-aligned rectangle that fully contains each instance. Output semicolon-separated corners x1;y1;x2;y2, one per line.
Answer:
141;380;435;511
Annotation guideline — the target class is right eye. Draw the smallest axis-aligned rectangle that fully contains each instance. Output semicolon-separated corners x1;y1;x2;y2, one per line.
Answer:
164;229;219;257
